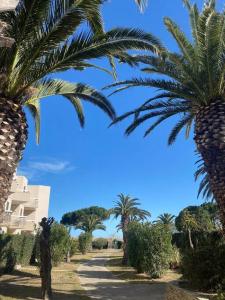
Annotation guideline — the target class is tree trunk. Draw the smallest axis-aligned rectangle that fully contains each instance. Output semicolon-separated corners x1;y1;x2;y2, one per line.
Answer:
40;217;54;300
188;229;194;249
0;99;28;214
195;98;225;232
122;216;129;265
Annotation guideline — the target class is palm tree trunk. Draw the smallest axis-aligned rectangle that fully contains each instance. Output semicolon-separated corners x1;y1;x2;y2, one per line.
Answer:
122;216;129;265
195;98;225;232
0;99;28;214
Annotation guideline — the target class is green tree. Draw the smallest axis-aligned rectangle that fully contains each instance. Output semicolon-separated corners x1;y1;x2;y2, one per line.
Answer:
61;206;110;227
111;193;150;265
50;222;70;266
0;0;162;214
107;0;225;231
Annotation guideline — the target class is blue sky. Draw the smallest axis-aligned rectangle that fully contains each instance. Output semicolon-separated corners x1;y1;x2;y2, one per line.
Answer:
18;0;223;237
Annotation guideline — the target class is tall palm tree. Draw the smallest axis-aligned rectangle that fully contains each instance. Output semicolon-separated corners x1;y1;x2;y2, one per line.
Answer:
106;0;225;231
155;213;175;229
76;214;106;234
0;0;162;215
112;193;150;265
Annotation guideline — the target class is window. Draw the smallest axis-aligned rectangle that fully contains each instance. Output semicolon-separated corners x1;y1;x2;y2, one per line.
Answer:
5;201;10;212
20;207;24;217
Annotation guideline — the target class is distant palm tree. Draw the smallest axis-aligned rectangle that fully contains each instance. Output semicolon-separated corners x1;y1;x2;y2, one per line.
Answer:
77;214;106;234
155;213;175;229
0;0;162;214
111;193;150;265
106;1;225;231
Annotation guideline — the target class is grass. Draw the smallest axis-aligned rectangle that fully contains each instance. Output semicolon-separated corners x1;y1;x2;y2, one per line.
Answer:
105;252;213;299
105;251;181;284
0;252;97;300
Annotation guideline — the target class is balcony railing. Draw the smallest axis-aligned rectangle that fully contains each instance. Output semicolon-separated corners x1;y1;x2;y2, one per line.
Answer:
9;191;30;204
0;213;35;231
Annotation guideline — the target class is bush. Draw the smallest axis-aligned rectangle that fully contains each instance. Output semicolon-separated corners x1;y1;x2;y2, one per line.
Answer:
0;233;35;273
70;238;79;256
79;233;92;254
92;238;108;250
112;240;123;249
169;246;181;269
50;223;70;266
127;222;173;278
181;232;225;291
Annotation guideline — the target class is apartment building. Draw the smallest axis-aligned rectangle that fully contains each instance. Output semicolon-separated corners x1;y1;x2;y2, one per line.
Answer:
0;175;50;234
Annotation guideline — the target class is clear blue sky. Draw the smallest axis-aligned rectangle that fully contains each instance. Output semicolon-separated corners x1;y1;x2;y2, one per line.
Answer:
18;0;223;237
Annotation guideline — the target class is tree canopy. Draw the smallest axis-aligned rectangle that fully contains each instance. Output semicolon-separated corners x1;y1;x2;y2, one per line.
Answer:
61;206;110;227
175;203;219;232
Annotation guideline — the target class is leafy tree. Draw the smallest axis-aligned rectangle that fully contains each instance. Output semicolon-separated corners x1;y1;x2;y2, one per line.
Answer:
175;204;218;249
111;193;150;265
0;0;162;214
106;0;225;231
61;206;109;227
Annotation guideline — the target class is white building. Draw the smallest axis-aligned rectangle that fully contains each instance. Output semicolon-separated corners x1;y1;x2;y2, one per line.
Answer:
0;175;50;234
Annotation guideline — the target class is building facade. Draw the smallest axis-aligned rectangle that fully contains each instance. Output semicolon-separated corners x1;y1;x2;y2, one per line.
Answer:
0;175;50;234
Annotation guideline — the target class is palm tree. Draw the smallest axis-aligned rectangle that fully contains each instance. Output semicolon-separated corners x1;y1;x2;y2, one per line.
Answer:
76;214;106;234
112;193;150;265
0;0;163;215
106;0;225;231
155;213;175;230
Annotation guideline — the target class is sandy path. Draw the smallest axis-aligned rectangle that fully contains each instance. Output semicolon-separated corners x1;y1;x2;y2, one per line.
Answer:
78;253;167;300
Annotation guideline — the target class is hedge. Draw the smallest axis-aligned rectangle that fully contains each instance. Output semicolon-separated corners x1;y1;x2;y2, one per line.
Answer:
0;233;35;273
127;222;173;278
79;232;92;254
92;238;108;250
178;231;225;291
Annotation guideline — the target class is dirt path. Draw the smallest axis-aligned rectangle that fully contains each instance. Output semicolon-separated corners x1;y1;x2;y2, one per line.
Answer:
78;253;167;300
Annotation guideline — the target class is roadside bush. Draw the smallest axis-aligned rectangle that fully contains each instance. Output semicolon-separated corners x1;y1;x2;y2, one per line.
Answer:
92;238;108;250
169;245;181;270
50;223;70;266
112;239;123;249
0;233;35;273
181;233;225;291
79;232;92;254
127;222;173;278
70;238;79;256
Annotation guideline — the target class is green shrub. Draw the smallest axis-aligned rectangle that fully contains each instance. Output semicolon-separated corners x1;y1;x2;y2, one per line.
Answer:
70;238;79;256
50;223;70;266
181;233;225;291
169;245;181;269
92;238;108;250
127;222;173;278
79;233;92;254
112;239;123;249
0;233;35;273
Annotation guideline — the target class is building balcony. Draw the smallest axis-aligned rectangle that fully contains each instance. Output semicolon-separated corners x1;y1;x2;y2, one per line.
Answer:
0;213;35;231
24;199;38;210
9;191;30;204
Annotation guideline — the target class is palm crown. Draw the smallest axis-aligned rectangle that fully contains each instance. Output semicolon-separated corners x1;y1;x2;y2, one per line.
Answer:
1;0;160;142
156;213;175;226
112;193;151;225
0;0;163;213
106;0;225;230
76;214;106;234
